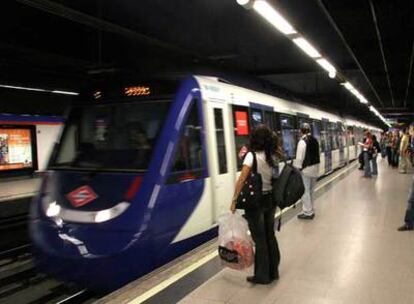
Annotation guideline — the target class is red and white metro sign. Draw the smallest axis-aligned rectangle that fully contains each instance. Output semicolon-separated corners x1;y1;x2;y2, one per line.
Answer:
66;185;98;208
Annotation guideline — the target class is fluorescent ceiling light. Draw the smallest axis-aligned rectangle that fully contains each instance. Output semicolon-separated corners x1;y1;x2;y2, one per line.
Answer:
253;0;297;35
0;84;46;92
0;83;78;96
316;58;336;74
293;37;321;58
341;82;368;104
342;82;354;91
52;90;79;96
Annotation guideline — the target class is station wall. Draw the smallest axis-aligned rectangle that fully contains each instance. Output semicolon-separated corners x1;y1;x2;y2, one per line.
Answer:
35;124;63;171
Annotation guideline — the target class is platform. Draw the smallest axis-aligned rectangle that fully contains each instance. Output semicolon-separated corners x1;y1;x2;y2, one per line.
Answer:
0;177;40;203
98;159;414;304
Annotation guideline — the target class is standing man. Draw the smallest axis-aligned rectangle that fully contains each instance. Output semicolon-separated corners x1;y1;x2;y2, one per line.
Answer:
399;128;410;174
294;123;320;220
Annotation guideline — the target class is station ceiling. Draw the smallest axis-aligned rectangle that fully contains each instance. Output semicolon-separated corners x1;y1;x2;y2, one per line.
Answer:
0;0;413;127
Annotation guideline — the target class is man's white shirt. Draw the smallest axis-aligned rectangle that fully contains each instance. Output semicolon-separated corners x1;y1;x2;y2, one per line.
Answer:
294;134;320;178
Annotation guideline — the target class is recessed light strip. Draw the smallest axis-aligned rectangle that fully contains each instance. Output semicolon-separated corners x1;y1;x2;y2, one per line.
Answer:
237;0;388;127
0;84;79;96
293;37;321;58
252;0;297;35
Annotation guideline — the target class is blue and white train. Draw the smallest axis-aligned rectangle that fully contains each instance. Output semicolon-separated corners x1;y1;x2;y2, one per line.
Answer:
30;76;382;291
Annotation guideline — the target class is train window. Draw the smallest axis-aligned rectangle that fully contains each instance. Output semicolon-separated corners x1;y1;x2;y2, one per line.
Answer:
312;120;322;153
250;109;263;129
214;108;228;174
279;115;296;159
264;111;275;131
170;101;203;175
329;122;338;150
233;106;250;170
51;101;170;171
337;122;345;149
321;119;330;152
348;127;355;145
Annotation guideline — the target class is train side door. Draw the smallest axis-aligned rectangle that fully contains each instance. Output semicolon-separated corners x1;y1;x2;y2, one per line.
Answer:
206;102;235;220
338;122;345;166
322;119;332;173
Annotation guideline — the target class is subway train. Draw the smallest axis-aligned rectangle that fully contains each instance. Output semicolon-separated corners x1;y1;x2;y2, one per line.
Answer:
30;75;382;291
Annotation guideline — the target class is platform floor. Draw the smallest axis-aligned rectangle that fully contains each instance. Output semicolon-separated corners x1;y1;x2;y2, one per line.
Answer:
176;159;414;304
0;177;40;202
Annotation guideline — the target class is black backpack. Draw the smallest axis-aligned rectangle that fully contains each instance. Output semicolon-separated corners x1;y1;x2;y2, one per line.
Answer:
236;152;262;210
272;161;305;210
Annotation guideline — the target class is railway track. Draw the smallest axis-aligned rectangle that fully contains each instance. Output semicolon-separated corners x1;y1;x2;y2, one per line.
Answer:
0;245;99;304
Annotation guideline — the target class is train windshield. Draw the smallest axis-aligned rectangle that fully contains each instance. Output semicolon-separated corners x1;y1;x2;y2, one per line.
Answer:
50;101;170;171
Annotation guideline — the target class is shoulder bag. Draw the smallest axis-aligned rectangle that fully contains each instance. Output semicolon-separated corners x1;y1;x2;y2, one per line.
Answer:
236;152;263;210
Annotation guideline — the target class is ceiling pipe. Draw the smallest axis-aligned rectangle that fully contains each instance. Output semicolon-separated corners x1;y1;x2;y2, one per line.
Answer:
368;0;395;107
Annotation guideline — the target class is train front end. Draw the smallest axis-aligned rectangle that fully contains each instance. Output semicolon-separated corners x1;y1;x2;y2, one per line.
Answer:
30;77;209;291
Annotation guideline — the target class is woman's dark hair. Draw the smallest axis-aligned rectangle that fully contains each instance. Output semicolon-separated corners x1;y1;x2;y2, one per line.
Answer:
249;124;277;167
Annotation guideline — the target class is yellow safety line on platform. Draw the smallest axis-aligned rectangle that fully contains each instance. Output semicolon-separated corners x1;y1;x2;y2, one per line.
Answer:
127;161;357;304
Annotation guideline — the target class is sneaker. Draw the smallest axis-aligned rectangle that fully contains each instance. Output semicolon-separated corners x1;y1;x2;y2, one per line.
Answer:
297;213;315;220
397;224;413;231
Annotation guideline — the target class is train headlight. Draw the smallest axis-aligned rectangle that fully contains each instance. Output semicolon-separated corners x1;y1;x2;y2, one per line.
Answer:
46;201;61;217
94;203;130;223
94;210;112;223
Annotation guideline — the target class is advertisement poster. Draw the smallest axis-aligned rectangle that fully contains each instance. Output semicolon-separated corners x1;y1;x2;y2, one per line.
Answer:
235;111;249;136
0;128;33;171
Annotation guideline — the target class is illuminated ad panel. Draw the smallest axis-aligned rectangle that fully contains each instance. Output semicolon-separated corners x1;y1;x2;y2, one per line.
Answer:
0;128;33;171
235;111;249;135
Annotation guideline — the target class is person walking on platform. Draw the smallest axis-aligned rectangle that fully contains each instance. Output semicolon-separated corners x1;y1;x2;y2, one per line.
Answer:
386;132;393;166
392;130;401;168
398;176;414;231
399;128;410;174
294;123;320;220
371;135;381;176
230;125;280;284
358;131;368;170
358;130;373;178
380;132;387;158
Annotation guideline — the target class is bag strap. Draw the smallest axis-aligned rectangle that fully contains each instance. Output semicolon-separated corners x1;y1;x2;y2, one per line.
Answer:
251;151;258;173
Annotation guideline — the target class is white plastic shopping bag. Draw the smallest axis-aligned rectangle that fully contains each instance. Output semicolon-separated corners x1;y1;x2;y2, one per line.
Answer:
218;212;254;270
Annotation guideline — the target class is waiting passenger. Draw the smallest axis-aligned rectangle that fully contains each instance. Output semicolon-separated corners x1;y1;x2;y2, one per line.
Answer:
381;132;387;158
358;131;373;178
358;132;367;171
386;132;393;166
399;128;410;174
294;123;320;220
392;130;401;168
397;177;414;231
371;135;381;176
230;125;280;284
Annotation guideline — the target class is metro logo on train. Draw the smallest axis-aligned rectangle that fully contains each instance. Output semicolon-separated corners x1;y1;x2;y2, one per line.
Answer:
66;185;98;208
